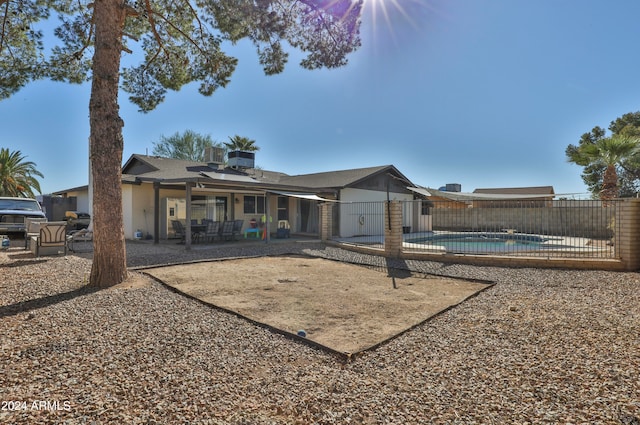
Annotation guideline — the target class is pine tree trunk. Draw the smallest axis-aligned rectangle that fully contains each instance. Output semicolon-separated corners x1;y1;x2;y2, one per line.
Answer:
88;0;128;287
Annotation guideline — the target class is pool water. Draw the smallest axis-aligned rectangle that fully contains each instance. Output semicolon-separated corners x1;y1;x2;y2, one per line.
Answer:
406;233;548;254
428;238;540;253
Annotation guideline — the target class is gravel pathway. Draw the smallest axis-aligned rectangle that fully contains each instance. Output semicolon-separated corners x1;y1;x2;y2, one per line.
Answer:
1;240;639;424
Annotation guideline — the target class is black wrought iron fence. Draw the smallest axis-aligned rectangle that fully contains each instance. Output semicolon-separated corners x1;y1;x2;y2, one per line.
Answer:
402;199;619;259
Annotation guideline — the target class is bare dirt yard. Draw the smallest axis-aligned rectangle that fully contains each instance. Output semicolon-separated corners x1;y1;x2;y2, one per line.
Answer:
144;255;490;354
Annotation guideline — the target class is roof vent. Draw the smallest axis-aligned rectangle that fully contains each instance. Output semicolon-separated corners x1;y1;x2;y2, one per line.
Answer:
228;150;255;169
204;146;225;168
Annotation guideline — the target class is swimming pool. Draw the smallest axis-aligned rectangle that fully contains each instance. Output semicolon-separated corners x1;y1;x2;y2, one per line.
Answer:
405;232;557;254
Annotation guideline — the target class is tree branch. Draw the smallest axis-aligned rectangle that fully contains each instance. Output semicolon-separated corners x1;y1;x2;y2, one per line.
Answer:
144;0;165;57
143;1;212;65
182;0;207;38
294;0;357;48
1;0;9;52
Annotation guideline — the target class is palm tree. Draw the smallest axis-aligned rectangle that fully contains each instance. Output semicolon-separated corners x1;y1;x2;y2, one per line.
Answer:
224;135;260;152
567;135;640;201
152;130;224;161
0;148;43;197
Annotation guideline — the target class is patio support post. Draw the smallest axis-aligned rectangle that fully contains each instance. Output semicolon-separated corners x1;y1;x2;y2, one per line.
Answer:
319;203;333;241
385;200;403;257
153;182;160;245
230;192;236;221
185;182;193;250
265;192;271;243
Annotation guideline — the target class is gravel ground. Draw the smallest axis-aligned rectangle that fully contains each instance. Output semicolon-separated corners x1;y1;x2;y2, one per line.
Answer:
1;240;639;424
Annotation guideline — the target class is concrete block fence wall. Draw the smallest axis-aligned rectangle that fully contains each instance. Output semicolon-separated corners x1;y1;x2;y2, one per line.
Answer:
430;204;615;239
320;199;640;271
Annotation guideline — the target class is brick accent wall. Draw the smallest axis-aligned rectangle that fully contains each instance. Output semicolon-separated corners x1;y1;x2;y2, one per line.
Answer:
384;201;403;257
319;203;333;241
616;198;640;270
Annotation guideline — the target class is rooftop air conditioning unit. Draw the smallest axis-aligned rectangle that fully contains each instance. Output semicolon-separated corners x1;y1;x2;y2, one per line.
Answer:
228;150;255;169
445;183;462;192
204;146;225;167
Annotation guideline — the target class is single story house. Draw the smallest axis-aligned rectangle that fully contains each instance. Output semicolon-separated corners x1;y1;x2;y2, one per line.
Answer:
54;153;417;241
472;186;555;207
409;186;556;208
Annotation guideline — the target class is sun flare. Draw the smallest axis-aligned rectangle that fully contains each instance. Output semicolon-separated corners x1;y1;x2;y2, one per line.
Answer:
367;0;413;29
360;0;435;41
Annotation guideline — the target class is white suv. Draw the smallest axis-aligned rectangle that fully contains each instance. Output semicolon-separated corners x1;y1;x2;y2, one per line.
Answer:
0;197;47;234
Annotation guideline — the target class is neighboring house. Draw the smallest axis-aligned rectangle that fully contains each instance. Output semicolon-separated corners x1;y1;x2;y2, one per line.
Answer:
408;186;557;209
54;154;417;240
407;184;469;209
418;192;469;209
472;186;555;207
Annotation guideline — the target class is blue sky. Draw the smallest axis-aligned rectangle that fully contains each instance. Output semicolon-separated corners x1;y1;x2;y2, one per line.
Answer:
3;0;640;197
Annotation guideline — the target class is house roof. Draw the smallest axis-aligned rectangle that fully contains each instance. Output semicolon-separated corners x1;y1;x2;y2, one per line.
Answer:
56;155;414;195
121;154;290;185
53;184;89;194
122;156;416;191
279;165;412;189
473;186;555;195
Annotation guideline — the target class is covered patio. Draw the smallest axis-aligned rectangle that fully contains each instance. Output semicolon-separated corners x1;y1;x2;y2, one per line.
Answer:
140;175;334;250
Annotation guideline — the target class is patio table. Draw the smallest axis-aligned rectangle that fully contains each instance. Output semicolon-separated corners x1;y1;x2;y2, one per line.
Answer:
190;224;207;242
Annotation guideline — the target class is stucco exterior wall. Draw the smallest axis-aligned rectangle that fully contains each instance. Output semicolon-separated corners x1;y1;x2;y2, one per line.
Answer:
122;185;134;239
128;184;156;239
338;188;412;237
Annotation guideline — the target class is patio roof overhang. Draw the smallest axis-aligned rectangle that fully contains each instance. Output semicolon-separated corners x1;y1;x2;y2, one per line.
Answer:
266;190;338;202
132;175;338;199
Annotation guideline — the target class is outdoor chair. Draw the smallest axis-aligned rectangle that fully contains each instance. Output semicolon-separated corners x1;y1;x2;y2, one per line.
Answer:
204;220;220;242
220;220;235;241
24;217;48;250
232;219;244;240
30;221;67;257
67;228;93;253
172;219;206;243
171;220;186;243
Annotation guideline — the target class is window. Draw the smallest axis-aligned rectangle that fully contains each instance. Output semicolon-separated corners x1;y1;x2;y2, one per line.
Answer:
0;198;42;211
243;195;265;214
277;196;288;220
190;195;207;222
